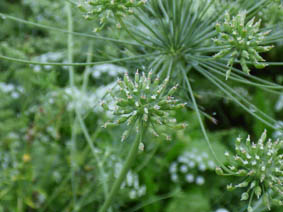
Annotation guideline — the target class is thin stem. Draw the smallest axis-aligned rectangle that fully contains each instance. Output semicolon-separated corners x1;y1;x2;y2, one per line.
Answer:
76;110;109;199
125;189;180;212
182;68;230;173
136;141;160;173
17;196;23;212
82;43;93;92
0;53;159;67
67;2;78;208
201;63;278;124
205;61;283;92
40;174;72;212
0;12;139;46
118;18;159;50
67;3;74;88
196;65;279;130
99;121;144;212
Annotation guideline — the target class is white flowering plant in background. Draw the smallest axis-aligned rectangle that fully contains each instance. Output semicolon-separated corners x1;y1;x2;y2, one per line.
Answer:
169;148;216;186
0;0;282;211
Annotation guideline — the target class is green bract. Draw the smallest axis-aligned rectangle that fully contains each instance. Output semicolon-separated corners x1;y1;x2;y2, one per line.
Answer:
216;130;283;211
102;71;187;142
77;0;147;31
213;11;274;79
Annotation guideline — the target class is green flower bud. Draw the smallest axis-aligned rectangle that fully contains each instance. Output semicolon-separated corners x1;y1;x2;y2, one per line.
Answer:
255;186;262;199
216;167;224;175
241;192;249;201
103;122;118;128
77;0;147;30
247;206;253;212
236;181;249;188
227;184;235;191
121;130;130;142
139;142;144;151
102;69;186;143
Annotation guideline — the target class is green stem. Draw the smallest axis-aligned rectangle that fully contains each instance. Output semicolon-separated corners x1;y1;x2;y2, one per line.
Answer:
67;2;74;87
0;53;159;67
17;195;23;212
99;122;144;212
67;2;78;207
82;43;93;92
76;110;109;199
118;18;160;50
182;68;230;173
0;12;139;45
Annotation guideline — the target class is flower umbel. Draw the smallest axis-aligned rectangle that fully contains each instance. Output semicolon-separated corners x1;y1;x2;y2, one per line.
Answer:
213;11;273;79
216;130;283;211
102;70;187;142
77;0;147;31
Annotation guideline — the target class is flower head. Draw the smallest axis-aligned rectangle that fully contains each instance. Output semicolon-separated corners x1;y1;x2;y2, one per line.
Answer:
216;130;283;211
213;11;273;79
102;70;187;142
77;0;147;31
169;149;215;185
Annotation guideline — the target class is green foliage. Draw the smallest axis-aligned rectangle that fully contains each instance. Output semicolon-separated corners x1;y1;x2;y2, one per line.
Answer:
165;188;210;212
0;0;282;212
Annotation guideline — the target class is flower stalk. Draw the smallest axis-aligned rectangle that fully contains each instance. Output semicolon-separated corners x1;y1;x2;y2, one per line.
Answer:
99;120;144;212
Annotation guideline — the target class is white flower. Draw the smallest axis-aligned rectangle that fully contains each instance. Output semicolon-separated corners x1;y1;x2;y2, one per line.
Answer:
91;64;127;79
216;208;229;212
169;162;177;173
198;163;206;171
185;174;194;183
171;173;178;182
196;176;205;185
180;165;188;173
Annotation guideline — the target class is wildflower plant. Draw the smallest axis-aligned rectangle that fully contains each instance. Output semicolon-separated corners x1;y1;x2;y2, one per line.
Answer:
0;0;282;211
216;130;283;211
213;11;274;79
100;70;186;212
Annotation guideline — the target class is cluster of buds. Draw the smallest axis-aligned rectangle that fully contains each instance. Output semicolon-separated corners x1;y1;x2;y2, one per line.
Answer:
77;0;147;31
213;11;273;79
216;130;283;211
101;70;187;144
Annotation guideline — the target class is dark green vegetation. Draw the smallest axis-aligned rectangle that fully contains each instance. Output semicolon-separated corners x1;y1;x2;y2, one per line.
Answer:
0;0;282;212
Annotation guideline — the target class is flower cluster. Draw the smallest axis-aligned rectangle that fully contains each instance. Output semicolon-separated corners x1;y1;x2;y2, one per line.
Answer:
114;162;146;199
102;71;187;143
103;154;146;199
77;0;147;31
0;82;24;99
169;149;216;185
213;11;273;79
216;130;283;211
92;64;127;80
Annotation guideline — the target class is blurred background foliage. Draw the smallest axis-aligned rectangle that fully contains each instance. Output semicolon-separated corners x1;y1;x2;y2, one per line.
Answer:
0;0;282;212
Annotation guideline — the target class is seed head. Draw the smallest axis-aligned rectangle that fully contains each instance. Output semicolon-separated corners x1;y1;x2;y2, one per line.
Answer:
213;11;273;79
102;70;187;142
216;130;283;210
77;0;147;31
